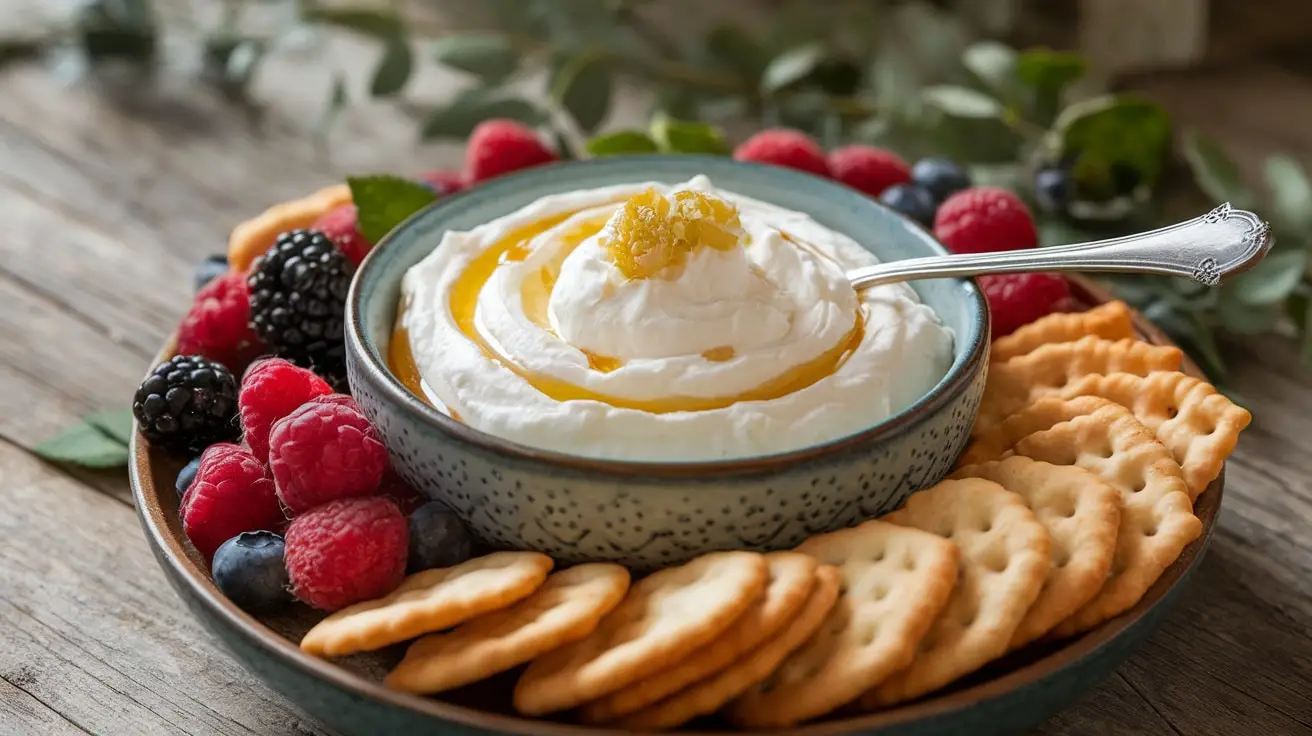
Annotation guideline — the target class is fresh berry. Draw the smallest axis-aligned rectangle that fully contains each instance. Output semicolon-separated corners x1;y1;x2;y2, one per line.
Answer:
464;120;557;184
419;170;465;195
284;497;409;612
407;502;475;573
211;531;293;613
306;392;360;412
911;157;971;203
732;129;830;178
180;443;284;560
311;204;374;266
879;184;937;227
268;398;389;515
934;186;1038;255
176;272;265;372
827;145;911;197
979;273;1072;337
247;229;353;382
238;358;333;462
379;471;425;515
176;456;201;498
194;254;229;293
133;355;239;454
1034;167;1073;214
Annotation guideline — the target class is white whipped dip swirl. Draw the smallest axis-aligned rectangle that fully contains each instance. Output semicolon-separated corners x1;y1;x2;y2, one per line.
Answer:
401;176;954;461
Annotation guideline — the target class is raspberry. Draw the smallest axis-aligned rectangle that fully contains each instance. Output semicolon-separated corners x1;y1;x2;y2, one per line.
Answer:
312;203;374;266
732;129;830;178
175;272;266;372
933;186;1038;255
464;120;557;183
979;273;1072;337
827;145;911;197
180;443;284;561
285;497;409;611
420;170;465;195
268;398;389;515
238;358;333;461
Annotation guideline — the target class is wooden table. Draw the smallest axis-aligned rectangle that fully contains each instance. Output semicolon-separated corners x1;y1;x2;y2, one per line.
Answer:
2;47;1312;736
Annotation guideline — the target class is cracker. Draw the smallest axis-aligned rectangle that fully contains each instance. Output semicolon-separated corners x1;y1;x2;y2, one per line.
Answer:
991;301;1135;362
513;551;768;716
970;396;1202;635
617;566;841;731
974;337;1183;435
579;552;817;724
1062;371;1251;499
863;478;1050;707
960;390;1136;467
385;564;630;695
228;184;353;272
951;457;1120;649
725;520;958;727
300;551;553;657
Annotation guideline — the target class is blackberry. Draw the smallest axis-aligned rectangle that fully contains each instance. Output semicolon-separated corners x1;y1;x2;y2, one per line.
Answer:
133;355;239;453
247;229;353;382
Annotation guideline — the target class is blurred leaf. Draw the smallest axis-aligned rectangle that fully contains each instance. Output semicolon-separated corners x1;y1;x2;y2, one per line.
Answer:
315;72;349;138
761;43;825;93
304;8;403;39
431;35;519;84
370;37;413;97
421;93;546;140
586;130;659;156
1015;48;1086;123
1217;293;1284;334
348;175;438;244
78;0;157;64
1181;131;1256;208
551;53;612;133
962;41;1017;98
1264;154;1312;233
1051;95;1171;199
651;117;730;155
812;57;863;96
202;37;265;95
869;50;922;115
921;85;1005;118
34;422;129;469
0;38;44;68
954;0;1017;35
704;24;769;81
1186;313;1229;380
891;1;971;81
1227;249;1307;305
86;408;135;446
551;126;579;161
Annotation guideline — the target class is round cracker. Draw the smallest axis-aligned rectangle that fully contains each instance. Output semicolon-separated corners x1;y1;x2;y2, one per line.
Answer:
991;301;1135;362
579;552;817;723
385;564;630;694
513;551;768;716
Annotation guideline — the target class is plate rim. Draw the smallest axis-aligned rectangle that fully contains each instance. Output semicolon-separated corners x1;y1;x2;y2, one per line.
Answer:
130;276;1221;735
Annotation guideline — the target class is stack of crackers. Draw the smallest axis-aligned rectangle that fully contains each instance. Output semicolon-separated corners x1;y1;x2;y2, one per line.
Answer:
296;300;1249;730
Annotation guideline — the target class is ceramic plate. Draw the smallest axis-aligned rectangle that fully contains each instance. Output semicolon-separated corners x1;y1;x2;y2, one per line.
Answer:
131;277;1221;736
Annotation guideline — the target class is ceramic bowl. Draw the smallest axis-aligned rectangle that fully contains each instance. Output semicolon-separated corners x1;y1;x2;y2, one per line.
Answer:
346;156;988;568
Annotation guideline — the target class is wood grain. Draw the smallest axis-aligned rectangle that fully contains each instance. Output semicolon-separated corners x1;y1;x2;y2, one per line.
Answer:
2;6;1312;734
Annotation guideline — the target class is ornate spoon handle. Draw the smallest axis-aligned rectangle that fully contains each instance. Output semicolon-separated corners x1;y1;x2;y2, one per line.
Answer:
847;203;1273;291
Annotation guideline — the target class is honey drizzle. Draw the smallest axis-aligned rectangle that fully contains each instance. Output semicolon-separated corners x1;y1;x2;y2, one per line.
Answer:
386;210;866;415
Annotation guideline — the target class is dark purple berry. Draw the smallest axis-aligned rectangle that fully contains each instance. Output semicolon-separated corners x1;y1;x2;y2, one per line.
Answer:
407;502;475;573
211;531;293;613
879;184;938;227
911;157;971;204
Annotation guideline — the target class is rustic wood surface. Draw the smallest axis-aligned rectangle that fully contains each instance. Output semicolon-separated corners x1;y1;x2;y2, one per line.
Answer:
2;20;1312;736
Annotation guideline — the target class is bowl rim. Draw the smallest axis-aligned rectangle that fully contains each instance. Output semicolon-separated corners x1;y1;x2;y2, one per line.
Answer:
131;283;1222;734
345;155;990;479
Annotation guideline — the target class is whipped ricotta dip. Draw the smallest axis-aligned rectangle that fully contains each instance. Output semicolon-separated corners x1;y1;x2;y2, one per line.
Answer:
397;175;954;462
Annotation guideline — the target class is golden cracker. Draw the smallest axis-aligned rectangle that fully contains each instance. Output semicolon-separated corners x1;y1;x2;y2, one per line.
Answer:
616;566;841;731
977;397;1202;636
513;551;768;716
991;301;1135;362
952;457;1120;649
974;337;1183;436
726;520;958;728
1062;371;1251;499
385;564;630;695
863;478;1050;707
300;551;553;658
579;552;817;724
228;184;352;272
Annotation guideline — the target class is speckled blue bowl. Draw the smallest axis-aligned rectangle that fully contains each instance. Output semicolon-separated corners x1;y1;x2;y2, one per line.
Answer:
346;156;988;568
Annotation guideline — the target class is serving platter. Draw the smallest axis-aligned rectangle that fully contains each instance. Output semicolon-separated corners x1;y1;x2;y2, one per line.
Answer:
131;276;1220;736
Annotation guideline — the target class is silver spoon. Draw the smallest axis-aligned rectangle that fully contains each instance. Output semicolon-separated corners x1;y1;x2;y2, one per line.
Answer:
847;203;1273;291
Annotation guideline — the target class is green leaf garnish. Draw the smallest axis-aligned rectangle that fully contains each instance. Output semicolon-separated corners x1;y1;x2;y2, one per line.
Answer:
86;408;136;446
348;175;438;245
650;117;729;155
586;130;659;157
34;422;130;469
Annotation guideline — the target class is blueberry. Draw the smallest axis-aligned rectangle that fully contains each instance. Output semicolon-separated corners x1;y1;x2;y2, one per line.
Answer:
911;157;971;204
194;254;229;292
176;456;202;498
407;502;475;573
1034;167;1073;213
211;531;292;613
879;184;938;227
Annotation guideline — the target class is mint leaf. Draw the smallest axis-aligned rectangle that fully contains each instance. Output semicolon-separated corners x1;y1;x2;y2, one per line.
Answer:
348;175;438;245
34;423;130;468
586;130;659;157
650;117;729;155
86;408;135;446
